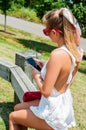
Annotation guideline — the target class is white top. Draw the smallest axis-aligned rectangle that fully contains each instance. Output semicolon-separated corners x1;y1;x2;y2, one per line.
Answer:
30;45;76;130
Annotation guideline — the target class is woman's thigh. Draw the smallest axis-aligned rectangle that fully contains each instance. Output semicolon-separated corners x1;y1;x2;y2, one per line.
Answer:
14;99;40;111
10;108;53;130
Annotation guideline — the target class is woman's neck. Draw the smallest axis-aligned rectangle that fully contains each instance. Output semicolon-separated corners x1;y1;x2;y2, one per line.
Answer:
57;37;65;47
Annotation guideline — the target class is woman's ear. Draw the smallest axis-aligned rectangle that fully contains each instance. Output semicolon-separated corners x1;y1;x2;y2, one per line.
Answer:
51;29;57;35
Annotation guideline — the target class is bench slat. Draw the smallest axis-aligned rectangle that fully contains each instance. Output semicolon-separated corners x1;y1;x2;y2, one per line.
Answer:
0;58;15;81
10;66;37;102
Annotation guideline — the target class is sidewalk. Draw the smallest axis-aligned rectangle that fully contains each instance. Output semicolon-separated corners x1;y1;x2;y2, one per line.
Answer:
0;14;86;52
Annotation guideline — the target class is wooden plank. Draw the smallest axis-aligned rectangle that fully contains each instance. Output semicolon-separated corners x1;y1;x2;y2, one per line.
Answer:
0;58;16;68
15;50;41;83
15;50;41;71
10;66;38;102
15;50;36;70
0;69;10;81
0;58;16;81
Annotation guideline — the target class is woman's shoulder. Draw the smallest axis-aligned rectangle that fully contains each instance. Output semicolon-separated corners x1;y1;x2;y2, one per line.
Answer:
50;47;69;59
49;47;72;67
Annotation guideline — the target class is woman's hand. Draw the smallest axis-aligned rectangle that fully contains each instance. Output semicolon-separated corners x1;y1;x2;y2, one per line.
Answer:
34;58;44;69
31;67;40;80
31;67;43;90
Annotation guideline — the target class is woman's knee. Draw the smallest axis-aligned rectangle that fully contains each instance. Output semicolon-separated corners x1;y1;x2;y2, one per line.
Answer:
9;111;19;125
14;103;21;111
9;112;15;122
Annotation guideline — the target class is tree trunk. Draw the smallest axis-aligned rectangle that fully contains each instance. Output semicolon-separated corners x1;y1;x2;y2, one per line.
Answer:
4;10;6;32
4;0;7;32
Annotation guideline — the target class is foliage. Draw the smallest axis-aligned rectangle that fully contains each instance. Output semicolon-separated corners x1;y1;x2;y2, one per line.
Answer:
28;0;86;37
14;0;25;6
7;7;40;23
0;0;86;37
34;0;67;19
72;2;86;37
0;0;13;13
0;0;13;31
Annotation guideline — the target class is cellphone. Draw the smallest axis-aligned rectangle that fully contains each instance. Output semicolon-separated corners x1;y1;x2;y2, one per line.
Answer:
26;57;41;71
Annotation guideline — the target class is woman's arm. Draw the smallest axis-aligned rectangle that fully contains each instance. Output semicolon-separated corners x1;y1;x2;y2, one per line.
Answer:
32;68;44;90
39;51;63;97
32;50;63;98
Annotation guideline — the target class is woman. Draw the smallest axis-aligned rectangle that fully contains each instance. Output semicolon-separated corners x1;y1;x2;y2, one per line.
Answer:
9;8;83;130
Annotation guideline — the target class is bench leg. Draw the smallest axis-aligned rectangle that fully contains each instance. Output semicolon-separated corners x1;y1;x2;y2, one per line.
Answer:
14;92;20;104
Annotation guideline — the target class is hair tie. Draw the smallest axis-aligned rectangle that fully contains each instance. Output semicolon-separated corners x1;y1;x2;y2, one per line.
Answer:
60;8;81;35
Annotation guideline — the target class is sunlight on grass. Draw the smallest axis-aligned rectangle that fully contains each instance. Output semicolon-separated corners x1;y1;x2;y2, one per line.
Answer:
0;118;6;130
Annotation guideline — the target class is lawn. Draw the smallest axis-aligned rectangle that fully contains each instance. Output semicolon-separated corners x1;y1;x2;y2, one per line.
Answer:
0;25;86;130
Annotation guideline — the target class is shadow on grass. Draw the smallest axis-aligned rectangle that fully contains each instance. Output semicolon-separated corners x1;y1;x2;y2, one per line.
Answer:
78;60;86;74
0;30;16;36
17;38;56;53
78;68;86;74
0;102;14;130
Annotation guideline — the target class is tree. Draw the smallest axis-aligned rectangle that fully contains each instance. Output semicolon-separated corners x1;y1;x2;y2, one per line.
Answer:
72;2;86;37
33;0;86;37
0;0;13;32
14;0;24;6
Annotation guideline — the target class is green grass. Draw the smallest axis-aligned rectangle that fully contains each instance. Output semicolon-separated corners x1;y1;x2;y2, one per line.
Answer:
0;25;86;130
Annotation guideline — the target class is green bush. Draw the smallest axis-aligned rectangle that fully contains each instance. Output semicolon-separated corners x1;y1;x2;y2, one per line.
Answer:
7;2;21;12
16;0;24;6
72;3;86;38
20;7;40;22
82;27;86;38
32;1;86;38
8;7;40;23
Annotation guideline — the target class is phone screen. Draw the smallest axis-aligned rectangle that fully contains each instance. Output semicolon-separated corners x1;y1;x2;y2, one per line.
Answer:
26;57;41;71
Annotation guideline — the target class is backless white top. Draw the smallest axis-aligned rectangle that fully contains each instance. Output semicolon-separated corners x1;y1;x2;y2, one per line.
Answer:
30;45;76;130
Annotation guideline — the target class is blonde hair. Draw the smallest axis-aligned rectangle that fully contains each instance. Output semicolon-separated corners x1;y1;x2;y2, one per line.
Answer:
43;9;80;62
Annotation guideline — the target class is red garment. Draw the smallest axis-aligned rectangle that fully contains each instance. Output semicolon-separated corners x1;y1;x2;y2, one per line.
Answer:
23;91;41;102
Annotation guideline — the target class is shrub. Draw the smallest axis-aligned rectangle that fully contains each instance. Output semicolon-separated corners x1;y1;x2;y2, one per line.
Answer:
72;2;86;38
8;7;40;23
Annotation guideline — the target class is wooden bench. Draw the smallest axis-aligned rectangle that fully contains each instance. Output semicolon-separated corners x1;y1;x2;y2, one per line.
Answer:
0;50;41;103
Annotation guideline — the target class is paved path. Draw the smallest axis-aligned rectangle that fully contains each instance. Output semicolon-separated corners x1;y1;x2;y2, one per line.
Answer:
0;14;86;52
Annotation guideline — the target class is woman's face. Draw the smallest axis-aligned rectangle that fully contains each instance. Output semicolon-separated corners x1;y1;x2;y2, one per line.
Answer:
43;26;63;45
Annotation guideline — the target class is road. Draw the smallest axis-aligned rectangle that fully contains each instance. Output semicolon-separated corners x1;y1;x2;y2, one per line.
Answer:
0;14;86;52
